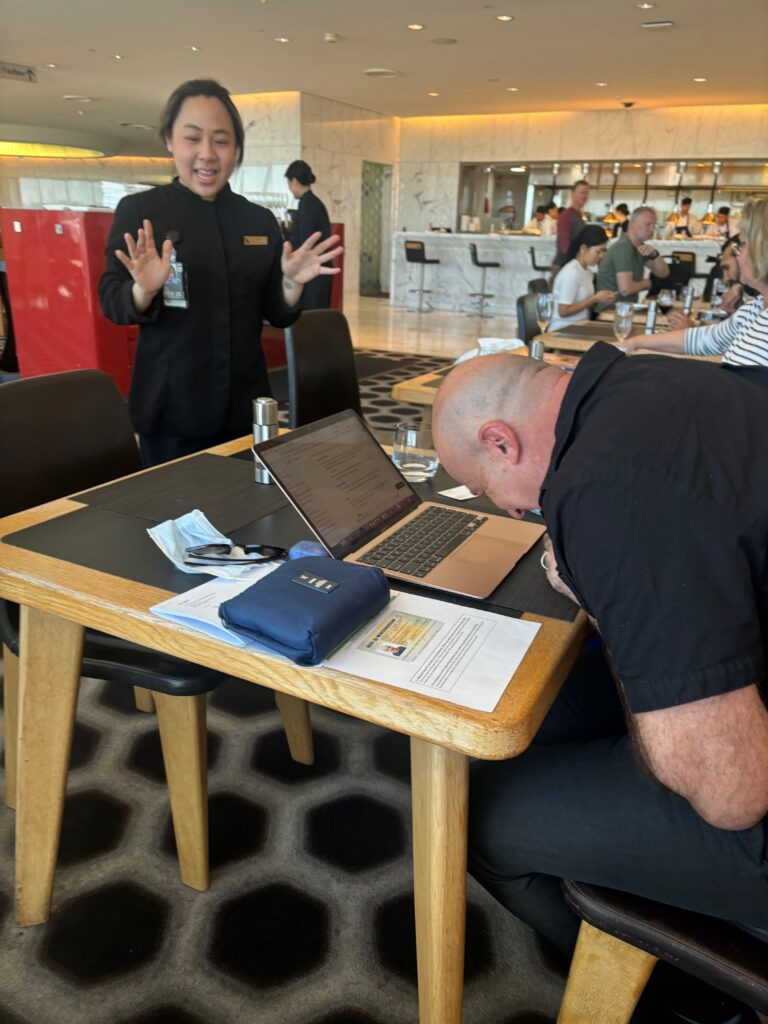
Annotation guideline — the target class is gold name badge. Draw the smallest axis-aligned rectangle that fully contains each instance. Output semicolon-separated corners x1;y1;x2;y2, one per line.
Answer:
244;235;268;246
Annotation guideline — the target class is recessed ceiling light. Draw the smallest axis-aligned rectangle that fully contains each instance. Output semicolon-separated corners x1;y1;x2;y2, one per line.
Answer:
364;67;400;78
509;165;527;173
323;32;341;42
187;45;200;51
506;86;519;92
62;94;93;102
45;63;58;69
693;77;707;82
407;23;425;30
642;19;674;28
427;91;439;97
496;14;514;21
112;54;124;60
274;36;291;43
595;82;608;87
636;1;655;7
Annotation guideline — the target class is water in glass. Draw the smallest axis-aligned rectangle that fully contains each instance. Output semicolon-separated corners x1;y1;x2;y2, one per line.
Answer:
613;302;634;344
535;292;553;335
392;422;439;482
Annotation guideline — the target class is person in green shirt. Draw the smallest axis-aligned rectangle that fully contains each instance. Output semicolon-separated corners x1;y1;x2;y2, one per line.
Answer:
595;206;670;311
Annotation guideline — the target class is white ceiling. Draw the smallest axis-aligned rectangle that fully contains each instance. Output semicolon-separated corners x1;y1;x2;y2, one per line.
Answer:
1;0;767;157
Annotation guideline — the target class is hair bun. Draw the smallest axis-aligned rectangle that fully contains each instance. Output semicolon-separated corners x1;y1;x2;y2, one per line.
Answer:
309;173;316;184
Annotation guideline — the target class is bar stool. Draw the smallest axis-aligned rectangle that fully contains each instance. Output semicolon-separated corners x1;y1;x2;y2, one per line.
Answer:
404;240;440;313
467;243;500;318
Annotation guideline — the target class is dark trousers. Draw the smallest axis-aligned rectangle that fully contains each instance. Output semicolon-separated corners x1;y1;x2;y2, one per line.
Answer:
468;651;768;957
138;429;245;468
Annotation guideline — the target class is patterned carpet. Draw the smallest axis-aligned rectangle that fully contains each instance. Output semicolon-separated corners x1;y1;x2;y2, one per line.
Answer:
0;354;567;1024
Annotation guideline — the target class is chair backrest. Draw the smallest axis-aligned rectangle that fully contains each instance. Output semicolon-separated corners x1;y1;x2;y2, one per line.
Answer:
285;310;362;429
528;277;551;294
404;240;427;264
516;293;541;344
0;369;142;519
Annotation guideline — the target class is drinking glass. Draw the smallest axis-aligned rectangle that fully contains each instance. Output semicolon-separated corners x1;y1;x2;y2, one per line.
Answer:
392;422;440;482
535;292;553;336
613;302;634;344
657;289;675;316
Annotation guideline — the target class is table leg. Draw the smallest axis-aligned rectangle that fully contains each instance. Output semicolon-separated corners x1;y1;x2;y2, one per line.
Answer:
2;643;19;809
16;606;83;926
274;692;315;765
410;737;469;1024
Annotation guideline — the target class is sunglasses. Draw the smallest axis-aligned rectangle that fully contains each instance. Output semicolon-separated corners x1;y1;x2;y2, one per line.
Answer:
729;239;744;256
184;543;288;566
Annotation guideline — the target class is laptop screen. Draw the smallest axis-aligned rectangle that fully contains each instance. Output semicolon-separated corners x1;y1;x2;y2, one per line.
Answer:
255;411;421;559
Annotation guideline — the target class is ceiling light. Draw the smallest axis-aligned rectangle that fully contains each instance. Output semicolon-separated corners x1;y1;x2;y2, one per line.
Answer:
0;141;104;158
62;94;93;102
324;32;340;42
642;19;674;28
636;1;655;7
427;91;439;97
188;45;200;51
364;67;399;78
693;77;707;82
509;165;527;173
274;36;291;43
506;86;519;92
595;82;608;87
495;14;514;21
45;63;58;69
407;23;425;30
112;54;124;60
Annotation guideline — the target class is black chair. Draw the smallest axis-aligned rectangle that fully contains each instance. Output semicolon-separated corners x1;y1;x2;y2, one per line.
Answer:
557;880;768;1023
528;277;551;294
516;292;541;344
0;369;310;894
404;240;440;313
285;310;362;428
468;243;500;318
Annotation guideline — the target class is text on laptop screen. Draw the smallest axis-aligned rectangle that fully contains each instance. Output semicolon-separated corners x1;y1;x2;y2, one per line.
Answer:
259;414;420;557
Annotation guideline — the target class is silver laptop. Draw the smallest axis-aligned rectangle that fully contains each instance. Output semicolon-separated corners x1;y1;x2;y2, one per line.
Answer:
254;410;544;599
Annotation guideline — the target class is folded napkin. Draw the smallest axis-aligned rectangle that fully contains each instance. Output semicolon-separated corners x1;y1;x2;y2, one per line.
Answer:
148;509;283;580
219;556;390;665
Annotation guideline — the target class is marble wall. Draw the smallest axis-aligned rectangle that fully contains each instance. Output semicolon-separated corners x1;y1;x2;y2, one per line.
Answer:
398;104;768;231
0;156;172;208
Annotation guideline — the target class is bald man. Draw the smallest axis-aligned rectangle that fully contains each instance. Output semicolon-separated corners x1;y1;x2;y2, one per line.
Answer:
433;345;768;1023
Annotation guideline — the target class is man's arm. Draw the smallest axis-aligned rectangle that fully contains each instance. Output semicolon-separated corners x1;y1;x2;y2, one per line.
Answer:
615;270;648;297
635;685;768;829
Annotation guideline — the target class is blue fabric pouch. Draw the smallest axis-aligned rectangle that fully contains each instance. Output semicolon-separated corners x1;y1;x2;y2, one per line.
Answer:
218;556;390;666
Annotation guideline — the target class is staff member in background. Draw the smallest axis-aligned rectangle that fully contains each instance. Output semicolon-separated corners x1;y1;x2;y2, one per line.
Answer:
285;160;333;310
594;205;670;311
703;206;738;240
99;80;341;467
549;225;617;332
610;202;630;238
662;196;701;238
551;180;590;276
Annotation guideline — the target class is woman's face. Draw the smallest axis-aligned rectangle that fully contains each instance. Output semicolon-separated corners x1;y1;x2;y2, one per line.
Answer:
165;95;238;201
582;243;607;267
286;177;302;199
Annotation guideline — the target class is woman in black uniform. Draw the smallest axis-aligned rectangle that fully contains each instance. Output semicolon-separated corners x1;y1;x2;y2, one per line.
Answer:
99;80;341;467
284;160;333;310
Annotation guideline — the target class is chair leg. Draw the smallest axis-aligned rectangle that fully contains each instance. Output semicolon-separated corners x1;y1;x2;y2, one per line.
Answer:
133;686;156;713
274;692;315;765
557;919;658;1024
153;692;209;892
3;644;19;810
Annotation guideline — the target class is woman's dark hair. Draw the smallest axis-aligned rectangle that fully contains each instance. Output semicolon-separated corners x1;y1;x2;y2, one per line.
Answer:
285;160;316;186
159;79;245;166
566;224;608;263
615;202;629;216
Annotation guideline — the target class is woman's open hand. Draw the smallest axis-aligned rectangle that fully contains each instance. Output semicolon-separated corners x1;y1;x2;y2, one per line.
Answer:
115;219;173;301
282;231;344;285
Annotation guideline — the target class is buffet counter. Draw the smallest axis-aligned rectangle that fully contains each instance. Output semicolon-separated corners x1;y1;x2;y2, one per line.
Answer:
390;232;722;315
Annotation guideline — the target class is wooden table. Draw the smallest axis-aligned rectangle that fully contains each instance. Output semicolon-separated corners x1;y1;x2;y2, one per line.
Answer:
0;437;587;1024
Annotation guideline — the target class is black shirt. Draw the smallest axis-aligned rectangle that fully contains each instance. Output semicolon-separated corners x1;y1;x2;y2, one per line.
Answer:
290;190;332;310
99;180;300;437
540;343;768;713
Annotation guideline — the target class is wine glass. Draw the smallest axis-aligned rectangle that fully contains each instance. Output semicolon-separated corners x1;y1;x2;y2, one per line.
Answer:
657;289;675;317
613;302;634;345
535;292;553;337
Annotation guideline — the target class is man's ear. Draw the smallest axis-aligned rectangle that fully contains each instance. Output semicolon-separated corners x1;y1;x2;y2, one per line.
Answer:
478;421;521;463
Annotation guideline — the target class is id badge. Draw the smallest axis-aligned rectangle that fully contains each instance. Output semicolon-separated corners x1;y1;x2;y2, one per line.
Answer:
163;252;189;309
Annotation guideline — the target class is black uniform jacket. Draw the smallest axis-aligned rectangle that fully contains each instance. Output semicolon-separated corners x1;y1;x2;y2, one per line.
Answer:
290;189;332;310
99;179;300;437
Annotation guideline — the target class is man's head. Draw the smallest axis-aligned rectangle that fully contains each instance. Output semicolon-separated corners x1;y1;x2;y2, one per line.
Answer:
681;197;693;214
627;206;658;245
432;355;567;519
534;205;547;222
546;201;558;219
571;180;590;212
615;202;629;222
716;206;731;226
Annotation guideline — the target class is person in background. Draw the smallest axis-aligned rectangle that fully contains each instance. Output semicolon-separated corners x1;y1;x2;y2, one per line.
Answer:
663;196;701;238
594;206;670;311
284;159;333;310
523;205;549;234
610;202;630;238
703;206;738;240
99;79;341;467
543;201;559;235
623;198;768;365
552;180;590;275
549;225;616;332
432;349;768;1024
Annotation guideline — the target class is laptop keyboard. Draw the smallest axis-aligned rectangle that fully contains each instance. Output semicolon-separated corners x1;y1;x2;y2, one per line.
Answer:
358;506;488;578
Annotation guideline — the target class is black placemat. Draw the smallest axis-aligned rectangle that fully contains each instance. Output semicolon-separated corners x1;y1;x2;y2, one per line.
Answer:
74;453;282;533
551;322;616;341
